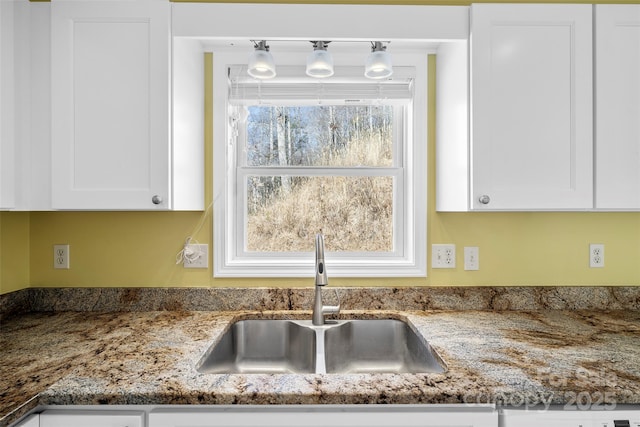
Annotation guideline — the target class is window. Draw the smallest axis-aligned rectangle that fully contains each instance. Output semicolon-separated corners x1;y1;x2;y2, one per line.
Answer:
213;50;427;277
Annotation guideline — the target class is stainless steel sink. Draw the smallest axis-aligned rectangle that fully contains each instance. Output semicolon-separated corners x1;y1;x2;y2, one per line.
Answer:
196;320;316;374
323;319;446;374
196;318;446;374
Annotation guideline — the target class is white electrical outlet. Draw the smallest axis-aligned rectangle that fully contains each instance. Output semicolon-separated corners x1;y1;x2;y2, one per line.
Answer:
464;246;479;271
54;244;70;269
183;244;208;269
432;244;456;269
590;243;604;268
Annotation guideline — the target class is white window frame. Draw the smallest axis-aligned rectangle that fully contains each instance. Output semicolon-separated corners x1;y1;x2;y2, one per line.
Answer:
234;103;407;256
213;49;427;278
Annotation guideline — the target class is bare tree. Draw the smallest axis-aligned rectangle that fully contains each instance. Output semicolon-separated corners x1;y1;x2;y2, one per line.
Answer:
276;107;291;192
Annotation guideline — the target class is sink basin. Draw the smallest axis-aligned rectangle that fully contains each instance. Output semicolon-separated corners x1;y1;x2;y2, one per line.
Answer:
196;320;316;374
323;319;446;374
197;318;446;374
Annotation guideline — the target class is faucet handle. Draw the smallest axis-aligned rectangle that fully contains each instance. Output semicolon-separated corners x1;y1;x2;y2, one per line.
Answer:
322;288;341;316
322;304;340;317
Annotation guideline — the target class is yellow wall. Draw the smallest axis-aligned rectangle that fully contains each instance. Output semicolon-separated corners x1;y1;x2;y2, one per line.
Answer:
0;212;30;294
1;15;639;293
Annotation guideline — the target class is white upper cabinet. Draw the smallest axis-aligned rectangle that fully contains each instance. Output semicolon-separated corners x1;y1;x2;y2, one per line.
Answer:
470;4;593;211
595;5;640;210
0;0;16;209
51;0;169;210
437;4;640;212
51;0;202;210
0;0;40;211
437;4;594;211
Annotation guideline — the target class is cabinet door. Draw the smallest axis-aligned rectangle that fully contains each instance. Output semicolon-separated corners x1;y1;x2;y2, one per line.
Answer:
500;409;591;427
12;414;39;427
595;5;640;210
40;410;143;427
51;0;170;210
470;4;593;210
150;406;498;427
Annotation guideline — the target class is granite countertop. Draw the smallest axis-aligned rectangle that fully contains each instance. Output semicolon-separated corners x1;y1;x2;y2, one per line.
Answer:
1;308;640;426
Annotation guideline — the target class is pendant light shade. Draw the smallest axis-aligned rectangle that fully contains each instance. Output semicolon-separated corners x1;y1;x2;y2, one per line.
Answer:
248;41;276;79
365;42;393;79
306;41;334;78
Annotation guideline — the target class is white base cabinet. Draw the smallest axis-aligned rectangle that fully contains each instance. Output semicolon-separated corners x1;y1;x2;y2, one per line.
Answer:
11;410;146;427
149;406;498;427
10;405;497;427
38;410;143;427
11;414;39;427
11;406;640;427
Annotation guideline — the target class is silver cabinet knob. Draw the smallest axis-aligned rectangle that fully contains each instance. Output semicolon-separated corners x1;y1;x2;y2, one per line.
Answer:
479;195;491;205
151;195;163;205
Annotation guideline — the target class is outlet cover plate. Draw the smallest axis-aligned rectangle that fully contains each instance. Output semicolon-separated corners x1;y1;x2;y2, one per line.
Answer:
464;246;479;271
184;244;208;269
54;244;70;269
590;243;604;268
432;244;456;269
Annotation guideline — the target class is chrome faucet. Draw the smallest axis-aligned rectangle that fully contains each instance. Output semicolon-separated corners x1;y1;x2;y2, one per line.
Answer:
312;233;340;325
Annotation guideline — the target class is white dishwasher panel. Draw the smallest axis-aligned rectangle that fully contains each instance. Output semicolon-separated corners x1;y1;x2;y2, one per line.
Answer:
500;408;640;427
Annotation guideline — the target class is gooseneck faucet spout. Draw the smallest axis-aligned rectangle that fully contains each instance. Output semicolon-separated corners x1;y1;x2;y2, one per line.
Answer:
312;233;340;325
315;233;328;286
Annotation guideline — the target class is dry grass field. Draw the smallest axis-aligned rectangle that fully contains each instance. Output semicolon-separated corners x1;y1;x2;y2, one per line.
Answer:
246;131;394;252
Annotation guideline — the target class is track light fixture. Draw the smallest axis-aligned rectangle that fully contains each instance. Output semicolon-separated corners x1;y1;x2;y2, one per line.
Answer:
305;41;334;78
246;40;393;80
247;40;276;79
364;42;393;79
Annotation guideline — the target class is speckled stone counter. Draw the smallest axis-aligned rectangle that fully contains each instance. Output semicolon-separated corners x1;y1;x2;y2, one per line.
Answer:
1;308;639;427
2;287;640;321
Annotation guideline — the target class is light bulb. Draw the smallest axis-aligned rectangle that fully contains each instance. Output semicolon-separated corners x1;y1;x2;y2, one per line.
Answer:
248;41;276;79
365;42;393;79
306;41;334;78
